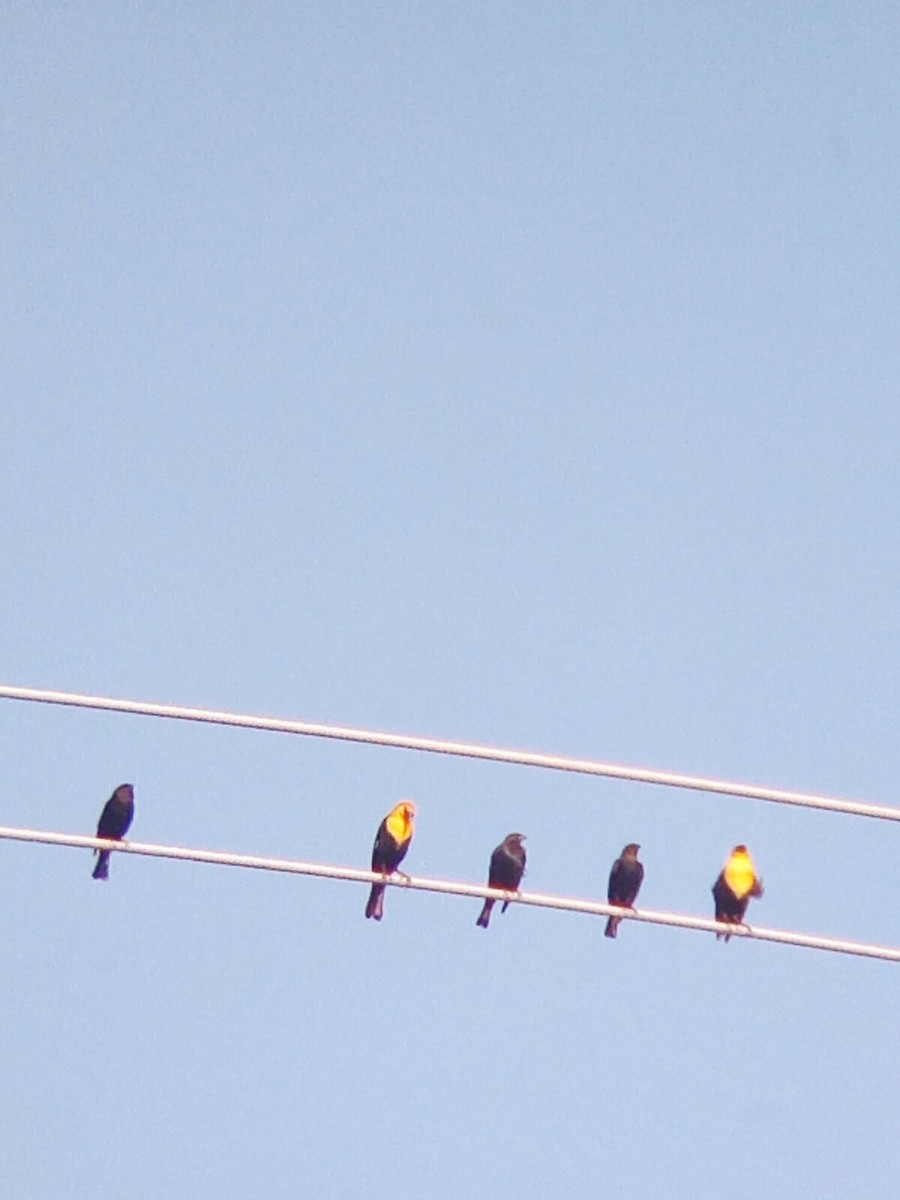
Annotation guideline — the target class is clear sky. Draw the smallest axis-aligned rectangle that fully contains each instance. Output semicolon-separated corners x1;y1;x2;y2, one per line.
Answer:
2;4;899;1197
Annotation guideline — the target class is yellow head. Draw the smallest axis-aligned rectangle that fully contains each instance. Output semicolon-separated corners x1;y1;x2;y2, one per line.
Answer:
386;799;416;844
723;844;757;900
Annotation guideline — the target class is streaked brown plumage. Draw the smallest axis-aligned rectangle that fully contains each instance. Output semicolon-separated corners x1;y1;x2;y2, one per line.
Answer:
604;843;644;939
712;844;763;941
91;784;135;881
365;800;416;920
476;834;526;928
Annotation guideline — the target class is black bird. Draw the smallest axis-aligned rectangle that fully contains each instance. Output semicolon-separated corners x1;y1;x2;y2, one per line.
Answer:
365;800;416;921
712;844;763;941
605;843;644;938
476;834;526;928
91;784;135;880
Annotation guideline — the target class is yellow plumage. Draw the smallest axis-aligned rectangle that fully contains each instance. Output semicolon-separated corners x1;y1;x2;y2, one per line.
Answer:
723;848;757;900
385;801;415;846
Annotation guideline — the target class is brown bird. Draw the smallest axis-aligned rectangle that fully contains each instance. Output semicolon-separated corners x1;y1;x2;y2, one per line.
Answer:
712;844;763;941
91;784;135;880
365;800;416;920
476;833;526;928
604;843;644;938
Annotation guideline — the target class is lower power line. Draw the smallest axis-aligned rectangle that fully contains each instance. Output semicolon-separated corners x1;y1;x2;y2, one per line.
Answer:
0;823;895;963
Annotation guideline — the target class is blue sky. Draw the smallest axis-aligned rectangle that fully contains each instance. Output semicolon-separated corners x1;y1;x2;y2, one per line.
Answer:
2;4;899;1197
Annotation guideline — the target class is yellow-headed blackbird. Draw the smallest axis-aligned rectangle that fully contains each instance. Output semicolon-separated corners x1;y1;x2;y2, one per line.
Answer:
365;800;416;920
712;844;763;941
476;833;526;928
604;843;644;939
92;784;135;880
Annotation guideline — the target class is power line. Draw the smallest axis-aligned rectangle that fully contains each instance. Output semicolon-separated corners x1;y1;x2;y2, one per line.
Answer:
1;682;896;823
1;822;896;963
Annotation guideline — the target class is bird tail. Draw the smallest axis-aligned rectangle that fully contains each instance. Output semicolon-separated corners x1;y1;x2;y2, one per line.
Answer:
92;850;110;881
476;899;494;928
604;916;620;939
365;883;385;920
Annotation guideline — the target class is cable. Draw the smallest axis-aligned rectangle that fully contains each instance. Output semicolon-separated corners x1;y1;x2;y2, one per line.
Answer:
0;822;895;963
0;683;896;823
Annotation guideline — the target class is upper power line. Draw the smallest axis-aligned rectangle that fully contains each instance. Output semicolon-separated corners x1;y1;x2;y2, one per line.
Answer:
1;683;895;823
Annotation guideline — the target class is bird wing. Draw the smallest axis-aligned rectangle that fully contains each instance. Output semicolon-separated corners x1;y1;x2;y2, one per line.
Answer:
609;859;643;906
607;858;625;903
371;819;410;873
96;796;133;840
488;844;524;890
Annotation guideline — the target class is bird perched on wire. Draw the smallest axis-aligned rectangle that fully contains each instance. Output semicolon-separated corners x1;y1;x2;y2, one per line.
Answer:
91;783;135;881
712;844;763;941
604;843;644;939
365;800;417;920
476;833;526;928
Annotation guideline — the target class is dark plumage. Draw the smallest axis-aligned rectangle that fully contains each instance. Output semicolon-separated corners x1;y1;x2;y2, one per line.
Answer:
604;843;644;938
91;784;134;881
365;801;416;921
476;834;526;928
